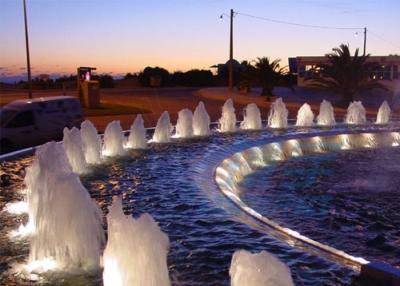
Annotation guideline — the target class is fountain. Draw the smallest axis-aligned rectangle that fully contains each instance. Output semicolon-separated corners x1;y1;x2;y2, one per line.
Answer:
230;250;294;286
80;120;102;164
2;99;399;285
218;99;237;132
62;127;87;174
376;101;391;124
103;198;170;286
152;111;173;143
268;98;288;129
240;103;262;130
103;121;126;156
193;101;211;136
26;142;104;271
127;114;147;149
345;101;366;125
316;100;336;126
295;103;314;127
175;109;193;138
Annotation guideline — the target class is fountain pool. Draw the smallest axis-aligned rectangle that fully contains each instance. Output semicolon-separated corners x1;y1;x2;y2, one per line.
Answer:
1;102;399;285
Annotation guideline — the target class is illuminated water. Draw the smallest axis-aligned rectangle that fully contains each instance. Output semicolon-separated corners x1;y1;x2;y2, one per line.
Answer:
219;99;237;133
153;111;173;143
175;109;194;138
230;250;294;286
317;100;336;126
239;148;400;267
127;114;147;149
1;124;398;285
63;127;87;174
193;101;211;136
376;101;391;124
296;103;314;127
21;142;104;273
80;120;102;164
345;102;366;125
268;98;288;129
103;121;126;156
103;198;170;286
240;103;262;130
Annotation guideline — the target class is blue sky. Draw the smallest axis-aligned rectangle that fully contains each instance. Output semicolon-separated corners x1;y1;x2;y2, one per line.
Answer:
1;0;399;81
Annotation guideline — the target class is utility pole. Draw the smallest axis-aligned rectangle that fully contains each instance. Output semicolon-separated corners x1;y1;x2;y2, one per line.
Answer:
23;0;32;99
363;27;367;56
228;9;234;91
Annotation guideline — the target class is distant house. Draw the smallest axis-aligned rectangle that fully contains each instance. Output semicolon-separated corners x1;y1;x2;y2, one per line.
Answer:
210;59;245;77
289;55;400;91
37;74;50;81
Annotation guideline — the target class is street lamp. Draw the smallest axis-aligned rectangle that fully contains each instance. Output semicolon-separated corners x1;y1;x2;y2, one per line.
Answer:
354;27;368;55
23;0;32;99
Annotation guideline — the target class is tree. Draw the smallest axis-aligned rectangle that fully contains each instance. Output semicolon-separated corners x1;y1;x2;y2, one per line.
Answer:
171;70;214;86
237;60;256;93
124;73;135;79
138;67;170;87
237;58;292;98
92;74;114;88
306;44;386;105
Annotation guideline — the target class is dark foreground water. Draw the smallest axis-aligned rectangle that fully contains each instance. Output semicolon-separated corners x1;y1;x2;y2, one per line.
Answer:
1;127;397;285
239;147;400;268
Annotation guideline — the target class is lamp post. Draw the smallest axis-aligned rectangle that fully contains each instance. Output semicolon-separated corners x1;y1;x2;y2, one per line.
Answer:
23;0;32;99
221;9;235;91
363;27;367;56
228;9;234;91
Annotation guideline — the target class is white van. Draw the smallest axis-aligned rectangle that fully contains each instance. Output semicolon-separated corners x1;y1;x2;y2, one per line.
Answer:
0;96;84;153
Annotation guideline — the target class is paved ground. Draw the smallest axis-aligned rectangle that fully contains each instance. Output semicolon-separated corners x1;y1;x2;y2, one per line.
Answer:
0;86;390;133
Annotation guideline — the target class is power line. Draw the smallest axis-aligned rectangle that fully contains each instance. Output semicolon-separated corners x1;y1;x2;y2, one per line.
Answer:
235;11;364;31
232;11;399;53
368;29;400;51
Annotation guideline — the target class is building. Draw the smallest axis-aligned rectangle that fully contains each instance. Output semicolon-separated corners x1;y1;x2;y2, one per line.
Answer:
210;59;245;77
37;74;50;81
289;56;400;91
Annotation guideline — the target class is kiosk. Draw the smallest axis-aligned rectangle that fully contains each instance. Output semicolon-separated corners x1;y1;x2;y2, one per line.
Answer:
77;67;100;108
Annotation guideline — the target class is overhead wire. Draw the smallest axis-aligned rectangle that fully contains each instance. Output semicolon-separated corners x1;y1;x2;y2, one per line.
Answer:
234;11;363;31
231;11;399;52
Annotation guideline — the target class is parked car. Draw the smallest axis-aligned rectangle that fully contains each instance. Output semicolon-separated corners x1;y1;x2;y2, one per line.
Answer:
0;96;83;154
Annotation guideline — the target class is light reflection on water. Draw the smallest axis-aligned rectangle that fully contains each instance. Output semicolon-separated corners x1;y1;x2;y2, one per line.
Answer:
1;126;398;285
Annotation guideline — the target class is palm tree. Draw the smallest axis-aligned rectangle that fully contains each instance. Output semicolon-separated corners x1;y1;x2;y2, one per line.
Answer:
254;57;289;101
307;44;386;105
238;60;256;94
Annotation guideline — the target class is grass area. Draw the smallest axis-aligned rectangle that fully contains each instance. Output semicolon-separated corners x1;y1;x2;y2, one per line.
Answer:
83;103;150;117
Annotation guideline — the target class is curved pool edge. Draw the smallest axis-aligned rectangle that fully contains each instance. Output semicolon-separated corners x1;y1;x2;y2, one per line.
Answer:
213;128;400;284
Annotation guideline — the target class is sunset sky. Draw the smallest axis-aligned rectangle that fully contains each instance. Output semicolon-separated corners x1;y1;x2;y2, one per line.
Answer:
1;0;399;81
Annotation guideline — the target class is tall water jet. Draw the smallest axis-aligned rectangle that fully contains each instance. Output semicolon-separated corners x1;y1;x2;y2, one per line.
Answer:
268;98;288;129
376;100;391;124
218;99;237;132
345;101;366;125
11;143;71;238
317;100;336;126
27;142;104;271
152;111;173;143
175;109;193;138
230;250;294;286
128;114;147;149
81;120;102;164
193;101;211;136
103;198;170;286
295;103;314;127
103;121;126;156
240;103;262;130
63;127;87;174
